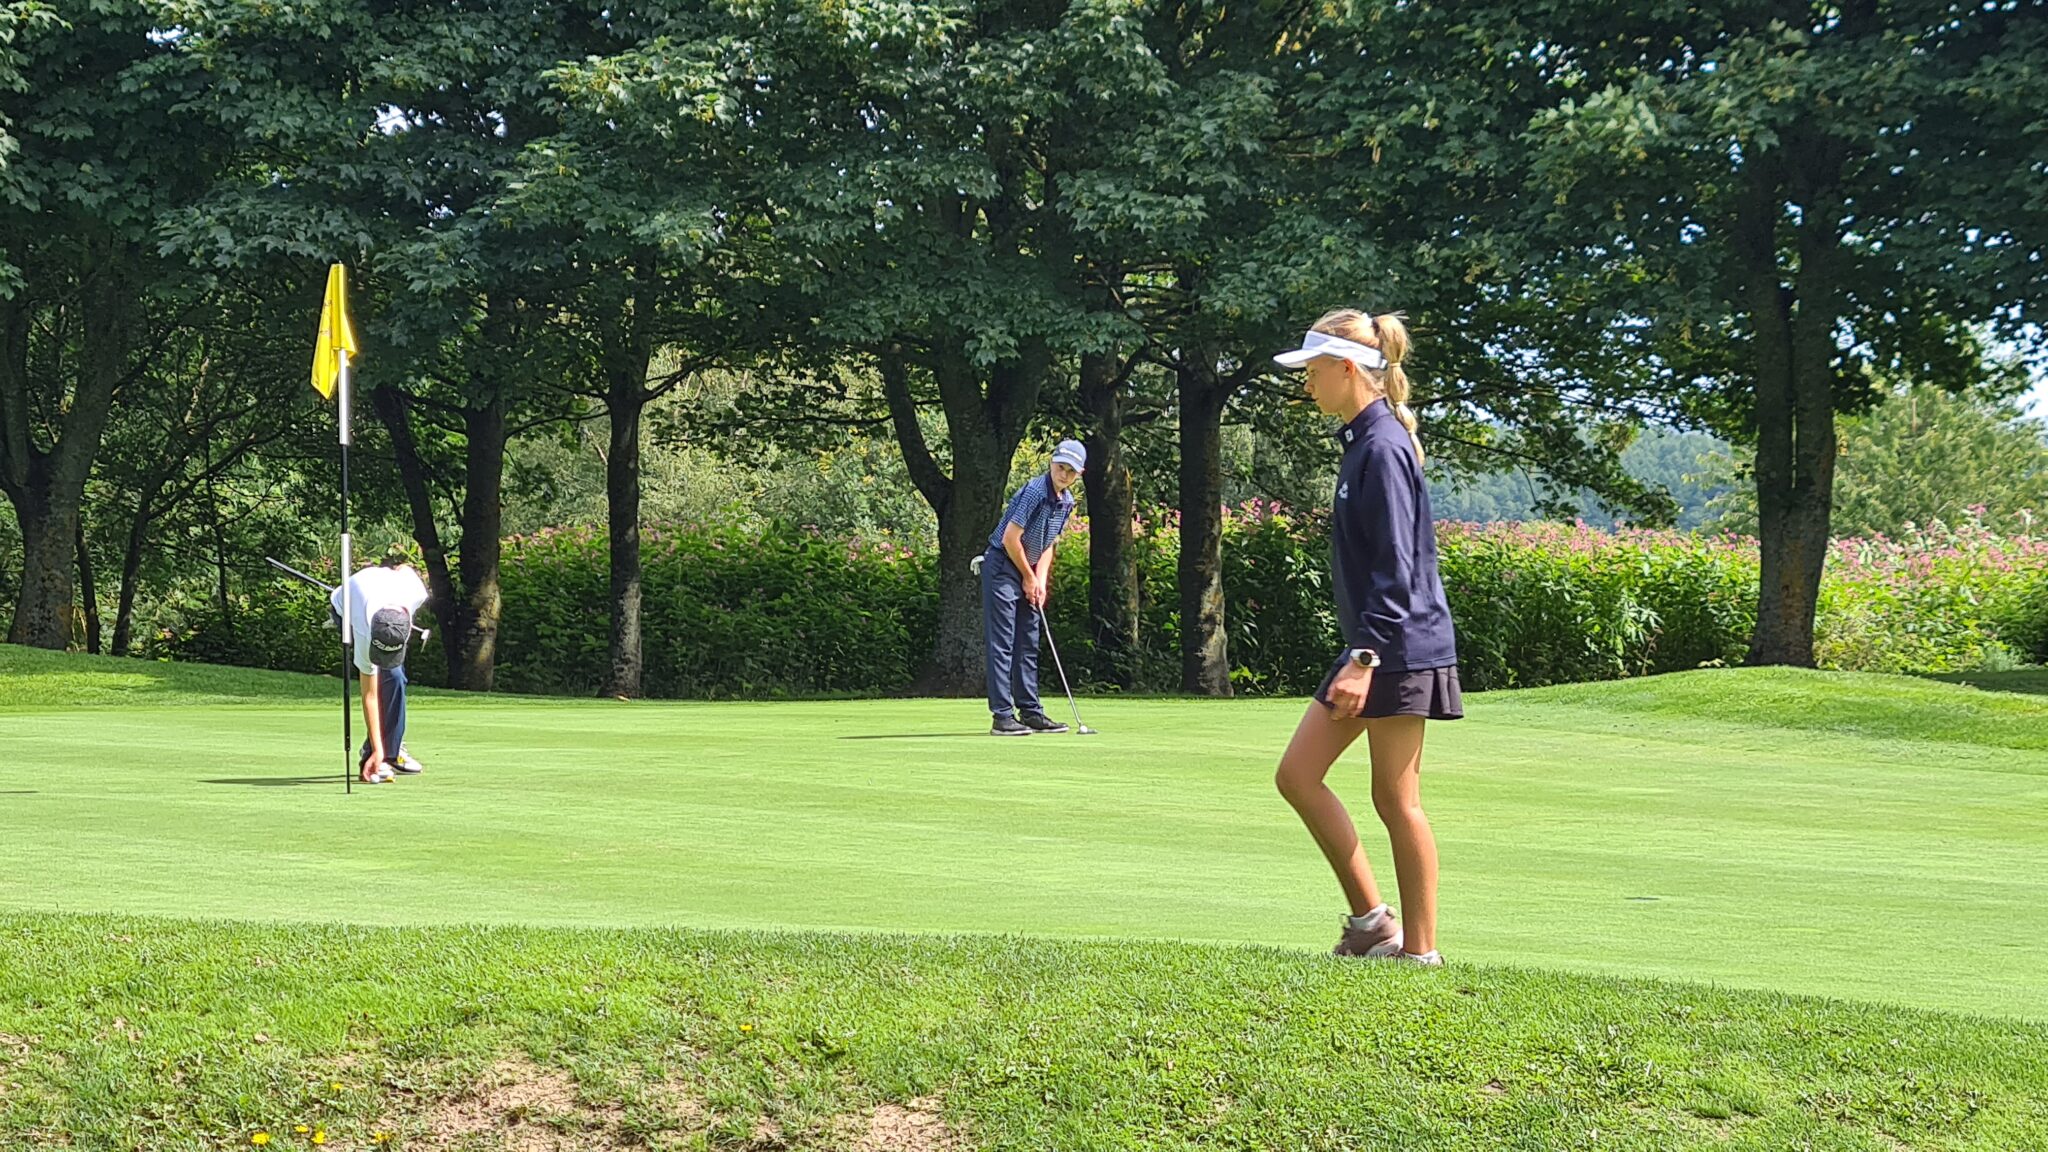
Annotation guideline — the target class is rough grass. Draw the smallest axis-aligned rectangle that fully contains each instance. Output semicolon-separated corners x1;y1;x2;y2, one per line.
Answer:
3;915;2045;1150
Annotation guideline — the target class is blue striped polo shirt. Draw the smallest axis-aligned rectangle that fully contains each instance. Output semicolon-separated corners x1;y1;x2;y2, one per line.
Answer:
987;474;1075;565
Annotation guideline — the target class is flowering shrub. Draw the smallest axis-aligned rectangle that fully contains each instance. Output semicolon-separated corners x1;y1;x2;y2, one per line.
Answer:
1814;513;2048;674
1038;505;2041;692
154;510;2046;696
1434;521;1757;689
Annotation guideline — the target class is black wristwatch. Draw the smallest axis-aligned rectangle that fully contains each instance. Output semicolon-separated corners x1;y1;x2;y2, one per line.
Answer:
1349;647;1381;669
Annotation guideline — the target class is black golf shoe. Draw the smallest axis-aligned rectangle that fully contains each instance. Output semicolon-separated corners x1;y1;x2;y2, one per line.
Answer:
1019;711;1070;734
991;714;1033;736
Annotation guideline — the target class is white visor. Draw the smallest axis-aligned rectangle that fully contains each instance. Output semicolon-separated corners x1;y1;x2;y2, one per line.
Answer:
1273;330;1388;371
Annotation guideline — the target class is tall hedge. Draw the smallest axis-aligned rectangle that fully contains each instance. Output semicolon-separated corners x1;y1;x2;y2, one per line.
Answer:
155;512;2047;697
494;525;936;698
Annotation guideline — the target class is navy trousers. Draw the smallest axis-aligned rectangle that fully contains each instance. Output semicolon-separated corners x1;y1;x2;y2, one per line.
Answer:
357;664;407;765
981;547;1044;719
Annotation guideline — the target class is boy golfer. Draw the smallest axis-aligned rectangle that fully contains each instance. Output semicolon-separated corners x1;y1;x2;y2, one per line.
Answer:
331;549;429;785
980;440;1085;736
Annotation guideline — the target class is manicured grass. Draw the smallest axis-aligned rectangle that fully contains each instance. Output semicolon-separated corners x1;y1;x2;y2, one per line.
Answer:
6;647;2048;1148
3;915;2045;1151
3;645;2047;1024
0;643;351;707
1525;665;2048;753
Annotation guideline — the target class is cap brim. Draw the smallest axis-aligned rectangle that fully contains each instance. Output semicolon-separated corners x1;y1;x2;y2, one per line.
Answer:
1273;349;1317;369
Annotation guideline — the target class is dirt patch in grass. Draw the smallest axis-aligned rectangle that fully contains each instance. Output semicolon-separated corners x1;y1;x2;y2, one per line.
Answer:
380;1055;704;1150
846;1098;964;1152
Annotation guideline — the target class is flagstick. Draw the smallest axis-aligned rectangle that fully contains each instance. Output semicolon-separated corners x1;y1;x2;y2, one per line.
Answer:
340;347;353;795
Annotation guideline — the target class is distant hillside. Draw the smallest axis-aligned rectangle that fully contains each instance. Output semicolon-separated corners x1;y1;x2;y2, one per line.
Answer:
1430;427;1735;529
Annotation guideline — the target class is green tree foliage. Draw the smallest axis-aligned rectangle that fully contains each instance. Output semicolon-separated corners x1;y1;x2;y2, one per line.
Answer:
4;0;2044;698
0;1;230;648
1527;0;2048;666
1709;380;2048;537
172;0;641;688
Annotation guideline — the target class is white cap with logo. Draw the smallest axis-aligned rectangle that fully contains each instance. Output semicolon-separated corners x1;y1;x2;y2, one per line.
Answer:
1052;439;1087;473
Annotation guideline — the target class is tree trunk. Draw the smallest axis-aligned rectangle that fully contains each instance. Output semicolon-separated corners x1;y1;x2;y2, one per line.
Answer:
602;261;657;698
111;487;154;656
1741;164;1840;667
1081;349;1140;688
9;505;79;649
206;443;233;634
373;386;462;673
1176;352;1232;695
929;451;1011;696
882;342;1047;696
604;386;645;697
0;261;136;649
75;516;101;654
453;395;508;691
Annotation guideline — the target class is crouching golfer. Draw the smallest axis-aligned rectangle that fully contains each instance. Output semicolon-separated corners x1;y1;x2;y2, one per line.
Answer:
980;439;1085;736
332;548;430;785
1272;311;1462;966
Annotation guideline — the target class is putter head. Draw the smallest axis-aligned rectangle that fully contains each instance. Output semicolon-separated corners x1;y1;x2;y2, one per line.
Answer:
1076;725;1098;735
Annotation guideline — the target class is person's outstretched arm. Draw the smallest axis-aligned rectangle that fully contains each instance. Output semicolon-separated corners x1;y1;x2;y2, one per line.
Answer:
360;668;385;767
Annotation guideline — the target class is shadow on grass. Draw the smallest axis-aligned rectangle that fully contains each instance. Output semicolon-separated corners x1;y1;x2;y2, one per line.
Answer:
201;776;349;787
1921;669;2048;697
839;733;994;741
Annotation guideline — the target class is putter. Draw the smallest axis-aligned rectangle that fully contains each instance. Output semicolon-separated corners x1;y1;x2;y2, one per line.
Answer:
266;557;432;643
1036;606;1097;735
974;553;1092;734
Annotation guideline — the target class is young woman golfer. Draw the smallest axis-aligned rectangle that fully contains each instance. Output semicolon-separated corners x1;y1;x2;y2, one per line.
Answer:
1273;310;1461;966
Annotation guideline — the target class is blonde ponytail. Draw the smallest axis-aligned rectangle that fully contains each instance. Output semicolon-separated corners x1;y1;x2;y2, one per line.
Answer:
1311;308;1424;463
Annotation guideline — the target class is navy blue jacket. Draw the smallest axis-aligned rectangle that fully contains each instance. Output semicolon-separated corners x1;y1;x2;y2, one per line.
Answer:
1330;399;1458;671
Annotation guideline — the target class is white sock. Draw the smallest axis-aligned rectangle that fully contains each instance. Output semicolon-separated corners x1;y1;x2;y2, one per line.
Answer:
1347;904;1392;931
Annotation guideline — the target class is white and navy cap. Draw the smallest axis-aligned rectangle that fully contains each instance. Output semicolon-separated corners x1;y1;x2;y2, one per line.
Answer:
1052;439;1087;473
1273;329;1388;371
367;606;414;670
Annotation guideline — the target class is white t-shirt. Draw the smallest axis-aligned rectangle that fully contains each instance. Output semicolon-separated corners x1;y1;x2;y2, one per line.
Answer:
330;565;429;674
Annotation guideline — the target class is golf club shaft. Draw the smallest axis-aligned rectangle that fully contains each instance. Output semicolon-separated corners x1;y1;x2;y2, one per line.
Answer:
1036;606;1088;732
267;557;429;641
266;556;333;592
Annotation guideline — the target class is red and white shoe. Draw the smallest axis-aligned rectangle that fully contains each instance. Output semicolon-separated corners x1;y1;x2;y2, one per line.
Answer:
1332;906;1404;958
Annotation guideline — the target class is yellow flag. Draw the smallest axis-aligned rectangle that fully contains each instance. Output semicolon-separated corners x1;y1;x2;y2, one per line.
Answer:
310;263;359;400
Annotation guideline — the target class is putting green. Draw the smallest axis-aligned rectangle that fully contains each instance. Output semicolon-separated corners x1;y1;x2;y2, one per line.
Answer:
2;647;2044;1020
